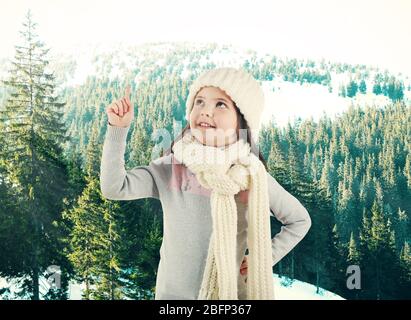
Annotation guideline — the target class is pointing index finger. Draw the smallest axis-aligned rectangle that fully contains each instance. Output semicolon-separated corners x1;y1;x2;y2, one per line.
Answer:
125;85;131;111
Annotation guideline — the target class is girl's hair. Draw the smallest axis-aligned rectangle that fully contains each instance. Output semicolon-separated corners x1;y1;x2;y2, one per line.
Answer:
161;103;268;170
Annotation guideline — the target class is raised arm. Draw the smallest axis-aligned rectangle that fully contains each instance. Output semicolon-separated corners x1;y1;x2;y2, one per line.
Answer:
100;84;159;200
267;173;312;266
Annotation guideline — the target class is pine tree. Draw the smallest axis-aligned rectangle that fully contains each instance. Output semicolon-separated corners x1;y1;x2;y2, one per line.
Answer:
319;149;333;199
399;242;411;298
299;179;336;294
0;10;69;299
359;200;400;299
339;84;347;97
0;153;29;280
348;232;360;265
359;80;367;94
373;82;382;95
403;153;411;190
346;80;358;98
267;139;288;184
330;224;348;297
65;174;123;299
358;208;372;299
65;118;123;299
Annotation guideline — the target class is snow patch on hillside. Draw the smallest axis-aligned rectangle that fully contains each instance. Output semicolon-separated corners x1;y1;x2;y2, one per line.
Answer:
260;78;394;129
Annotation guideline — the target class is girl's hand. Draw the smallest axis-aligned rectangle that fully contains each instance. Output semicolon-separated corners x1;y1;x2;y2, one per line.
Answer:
240;255;248;276
106;85;134;128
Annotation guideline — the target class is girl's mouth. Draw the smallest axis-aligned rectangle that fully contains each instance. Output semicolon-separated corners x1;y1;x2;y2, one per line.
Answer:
198;122;216;129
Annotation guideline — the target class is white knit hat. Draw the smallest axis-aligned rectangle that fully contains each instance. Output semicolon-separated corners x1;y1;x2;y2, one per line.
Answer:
185;67;265;139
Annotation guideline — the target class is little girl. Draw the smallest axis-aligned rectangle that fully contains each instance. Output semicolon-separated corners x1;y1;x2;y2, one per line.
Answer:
100;67;311;300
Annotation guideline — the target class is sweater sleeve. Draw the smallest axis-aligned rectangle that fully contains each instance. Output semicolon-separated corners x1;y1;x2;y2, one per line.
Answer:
100;124;159;200
267;173;312;267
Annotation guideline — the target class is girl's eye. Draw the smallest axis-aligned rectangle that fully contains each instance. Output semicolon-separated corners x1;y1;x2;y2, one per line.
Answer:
216;101;227;109
195;99;227;109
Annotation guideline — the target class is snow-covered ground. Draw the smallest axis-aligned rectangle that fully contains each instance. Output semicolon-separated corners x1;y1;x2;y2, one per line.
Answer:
1;273;345;300
273;274;345;300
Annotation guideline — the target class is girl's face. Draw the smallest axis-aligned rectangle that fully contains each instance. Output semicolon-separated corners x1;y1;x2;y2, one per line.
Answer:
189;86;239;147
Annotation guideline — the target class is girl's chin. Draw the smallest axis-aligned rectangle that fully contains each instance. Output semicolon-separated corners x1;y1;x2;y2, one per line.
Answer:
192;133;235;147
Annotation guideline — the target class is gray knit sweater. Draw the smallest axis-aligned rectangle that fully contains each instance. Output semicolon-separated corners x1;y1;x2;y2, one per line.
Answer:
100;124;312;300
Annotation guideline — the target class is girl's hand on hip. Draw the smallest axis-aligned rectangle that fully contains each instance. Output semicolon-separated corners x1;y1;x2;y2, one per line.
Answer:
240;255;248;276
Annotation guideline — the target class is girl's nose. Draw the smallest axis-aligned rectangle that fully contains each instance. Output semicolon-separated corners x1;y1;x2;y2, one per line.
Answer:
200;103;214;117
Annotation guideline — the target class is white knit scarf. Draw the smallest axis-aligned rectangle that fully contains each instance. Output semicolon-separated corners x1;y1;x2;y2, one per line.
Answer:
172;129;275;300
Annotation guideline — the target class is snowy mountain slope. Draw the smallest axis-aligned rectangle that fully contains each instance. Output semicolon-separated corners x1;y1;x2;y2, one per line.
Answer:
2;41;409;129
47;41;409;129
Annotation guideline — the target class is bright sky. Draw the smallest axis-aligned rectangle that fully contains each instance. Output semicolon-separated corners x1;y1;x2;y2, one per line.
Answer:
1;0;410;77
